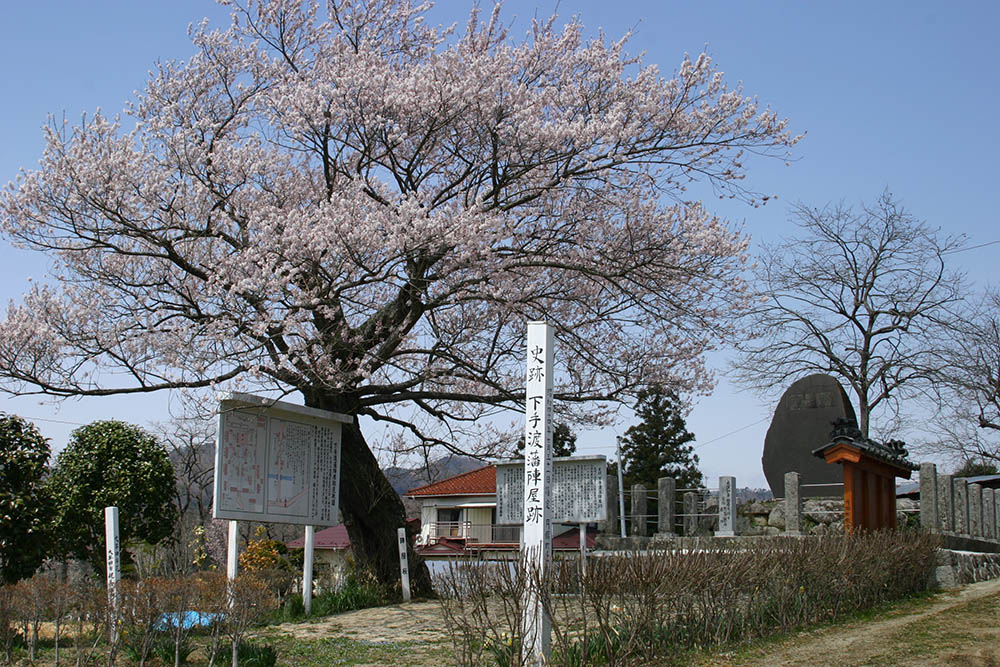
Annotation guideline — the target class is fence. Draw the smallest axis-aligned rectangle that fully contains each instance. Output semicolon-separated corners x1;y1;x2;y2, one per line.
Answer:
604;463;1000;543
425;522;521;545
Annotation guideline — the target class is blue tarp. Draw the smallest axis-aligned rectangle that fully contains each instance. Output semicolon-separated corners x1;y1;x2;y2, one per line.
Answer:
155;611;221;630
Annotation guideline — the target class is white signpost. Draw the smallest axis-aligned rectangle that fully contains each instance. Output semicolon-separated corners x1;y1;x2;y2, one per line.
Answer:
303;526;315;614
104;506;121;645
522;321;554;665
397;527;411;602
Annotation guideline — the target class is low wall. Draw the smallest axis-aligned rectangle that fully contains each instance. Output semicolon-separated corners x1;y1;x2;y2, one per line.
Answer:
593;535;1000;591
933;549;1000;588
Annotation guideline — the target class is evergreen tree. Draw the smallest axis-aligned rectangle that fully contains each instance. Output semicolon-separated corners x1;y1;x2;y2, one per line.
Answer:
0;414;53;583
618;387;703;490
954;458;999;478
47;420;177;573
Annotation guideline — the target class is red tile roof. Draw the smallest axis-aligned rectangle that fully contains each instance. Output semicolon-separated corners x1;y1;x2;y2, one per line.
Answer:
552;525;597;550
286;524;350;550
405;465;496;497
285;518;420;550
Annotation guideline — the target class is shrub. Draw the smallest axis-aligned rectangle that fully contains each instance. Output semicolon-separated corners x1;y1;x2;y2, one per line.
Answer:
439;530;940;665
310;570;387;616
215;639;278;667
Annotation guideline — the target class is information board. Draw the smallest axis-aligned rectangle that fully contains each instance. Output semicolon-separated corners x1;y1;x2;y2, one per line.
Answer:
213;393;351;526
496;456;607;524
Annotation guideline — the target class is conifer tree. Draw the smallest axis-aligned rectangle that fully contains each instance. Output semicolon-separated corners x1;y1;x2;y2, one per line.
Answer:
618;386;703;490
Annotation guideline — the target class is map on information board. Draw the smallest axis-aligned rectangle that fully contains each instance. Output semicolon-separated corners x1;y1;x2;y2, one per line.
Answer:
213;393;351;526
496;456;607;524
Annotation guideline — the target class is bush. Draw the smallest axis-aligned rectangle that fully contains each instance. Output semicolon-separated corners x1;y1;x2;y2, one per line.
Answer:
310;570;387;616
438;530;940;665
278;593;306;622
215;639;278;667
152;635;195;665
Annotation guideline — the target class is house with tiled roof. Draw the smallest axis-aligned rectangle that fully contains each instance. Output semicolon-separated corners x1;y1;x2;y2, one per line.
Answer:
405;464;597;558
405;465;513;549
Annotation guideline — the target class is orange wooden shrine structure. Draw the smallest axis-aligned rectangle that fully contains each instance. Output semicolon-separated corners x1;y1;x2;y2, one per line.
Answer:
813;420;917;532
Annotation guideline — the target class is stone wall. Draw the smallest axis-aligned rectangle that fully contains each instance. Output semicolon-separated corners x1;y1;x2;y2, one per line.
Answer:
933;549;1000;588
739;497;918;536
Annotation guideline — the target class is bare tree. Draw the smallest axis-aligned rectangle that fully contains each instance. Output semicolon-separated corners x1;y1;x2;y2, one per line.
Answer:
158;416;216;530
732;191;965;437
926;290;1000;465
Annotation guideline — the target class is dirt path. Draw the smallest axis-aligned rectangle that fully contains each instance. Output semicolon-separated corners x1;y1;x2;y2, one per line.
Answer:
729;577;1000;666
275;600;450;644
274;579;1000;665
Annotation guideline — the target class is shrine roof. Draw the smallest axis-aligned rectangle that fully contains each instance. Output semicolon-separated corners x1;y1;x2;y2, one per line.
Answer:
812;419;918;471
405;465;496;497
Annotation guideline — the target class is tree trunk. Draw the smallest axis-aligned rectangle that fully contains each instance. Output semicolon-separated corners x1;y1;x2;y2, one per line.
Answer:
307;395;433;597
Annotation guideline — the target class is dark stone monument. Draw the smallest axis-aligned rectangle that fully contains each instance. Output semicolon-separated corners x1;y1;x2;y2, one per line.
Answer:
762;374;857;498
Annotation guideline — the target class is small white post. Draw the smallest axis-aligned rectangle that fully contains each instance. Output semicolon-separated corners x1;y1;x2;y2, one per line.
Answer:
397;527;411;602
104;507;121;645
227;520;240;667
303;525;315;615
579;523;587;578
616;440;626;538
227;520;239;581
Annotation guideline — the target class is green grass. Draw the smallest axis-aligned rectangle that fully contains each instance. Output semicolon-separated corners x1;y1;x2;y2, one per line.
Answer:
693;589;944;666
260;634;454;666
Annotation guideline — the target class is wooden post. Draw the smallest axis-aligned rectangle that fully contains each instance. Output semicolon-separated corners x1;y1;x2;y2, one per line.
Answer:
105;507;121;646
303;526;315;614
398;527;411;602
521;322;553;666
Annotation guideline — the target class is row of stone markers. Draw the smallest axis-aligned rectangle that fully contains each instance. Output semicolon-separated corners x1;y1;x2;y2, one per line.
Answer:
919;462;1000;542
598;463;1000;540
597;475;739;537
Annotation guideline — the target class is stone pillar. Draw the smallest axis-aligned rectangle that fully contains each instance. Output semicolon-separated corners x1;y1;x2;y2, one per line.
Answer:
983;488;995;541
683;492;698;536
919;463;939;533
784;472;802;536
657;477;676;536
938;474;954;533
630;484;647;537
969;483;983;538
716;476;736;537
995;490;1000;541
601;475;618;536
954;480;969;535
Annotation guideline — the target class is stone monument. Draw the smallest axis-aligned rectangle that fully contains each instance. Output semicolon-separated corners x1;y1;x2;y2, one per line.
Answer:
762;374;856;498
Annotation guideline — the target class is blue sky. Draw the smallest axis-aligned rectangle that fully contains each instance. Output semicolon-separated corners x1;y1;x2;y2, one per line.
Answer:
1;1;998;487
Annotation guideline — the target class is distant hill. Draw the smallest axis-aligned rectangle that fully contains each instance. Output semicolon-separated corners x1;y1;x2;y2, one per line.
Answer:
736;488;774;503
384;454;487;496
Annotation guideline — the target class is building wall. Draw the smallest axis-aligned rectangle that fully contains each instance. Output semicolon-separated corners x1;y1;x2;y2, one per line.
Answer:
465;506;493;542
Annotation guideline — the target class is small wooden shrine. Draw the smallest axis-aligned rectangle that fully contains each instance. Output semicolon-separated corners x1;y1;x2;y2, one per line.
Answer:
812;420;918;532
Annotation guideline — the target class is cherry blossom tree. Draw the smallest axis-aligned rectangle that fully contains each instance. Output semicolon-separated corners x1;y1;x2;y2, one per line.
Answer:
0;0;797;590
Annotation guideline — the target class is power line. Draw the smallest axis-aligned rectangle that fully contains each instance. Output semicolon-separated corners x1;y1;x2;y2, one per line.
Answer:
17;415;86;427
694;416;770;449
944;239;1000;254
567;415;773;453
